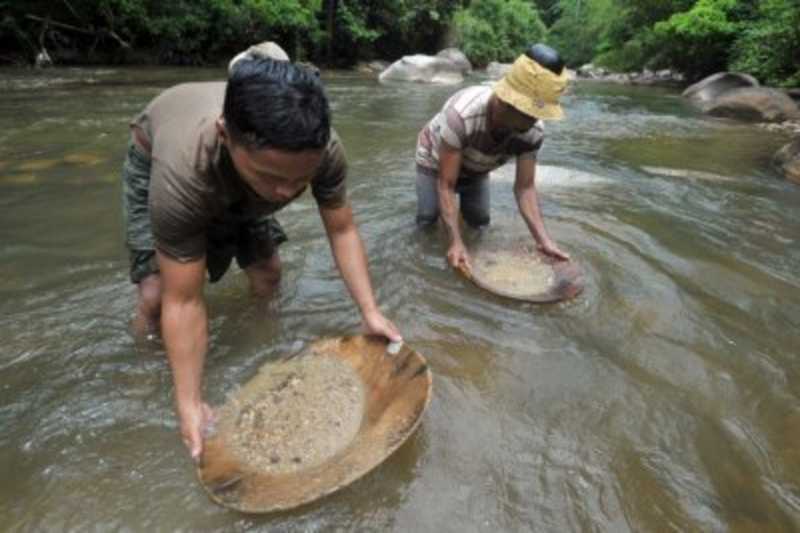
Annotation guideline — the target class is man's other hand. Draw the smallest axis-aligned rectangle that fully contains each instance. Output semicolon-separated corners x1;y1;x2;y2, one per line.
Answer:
447;241;472;273
177;400;215;461
362;308;402;343
538;239;570;261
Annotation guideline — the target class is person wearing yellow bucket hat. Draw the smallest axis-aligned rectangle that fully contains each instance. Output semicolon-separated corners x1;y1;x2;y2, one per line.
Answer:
415;43;569;271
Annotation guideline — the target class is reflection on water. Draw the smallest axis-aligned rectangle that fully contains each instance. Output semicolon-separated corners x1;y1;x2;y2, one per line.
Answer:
0;68;799;532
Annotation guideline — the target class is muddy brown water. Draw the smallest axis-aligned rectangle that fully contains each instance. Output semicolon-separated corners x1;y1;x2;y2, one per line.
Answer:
0;67;799;531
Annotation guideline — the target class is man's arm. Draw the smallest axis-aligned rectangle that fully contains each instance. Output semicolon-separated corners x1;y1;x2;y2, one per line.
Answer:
318;202;401;342
157;250;214;459
437;141;471;270
514;157;569;260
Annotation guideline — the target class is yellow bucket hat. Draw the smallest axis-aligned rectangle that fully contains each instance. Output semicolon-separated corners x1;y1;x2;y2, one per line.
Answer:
494;54;568;120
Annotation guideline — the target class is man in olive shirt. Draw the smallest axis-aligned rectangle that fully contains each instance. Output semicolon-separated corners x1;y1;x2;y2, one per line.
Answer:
122;58;401;459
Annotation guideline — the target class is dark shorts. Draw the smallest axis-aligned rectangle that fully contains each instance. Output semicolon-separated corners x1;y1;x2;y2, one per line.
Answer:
415;164;491;227
121;141;287;284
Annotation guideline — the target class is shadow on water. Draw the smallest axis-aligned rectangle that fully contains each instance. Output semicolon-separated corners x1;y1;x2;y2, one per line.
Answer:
0;67;799;531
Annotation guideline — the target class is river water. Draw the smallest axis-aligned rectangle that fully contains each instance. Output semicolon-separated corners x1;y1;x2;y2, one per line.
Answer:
1;67;799;532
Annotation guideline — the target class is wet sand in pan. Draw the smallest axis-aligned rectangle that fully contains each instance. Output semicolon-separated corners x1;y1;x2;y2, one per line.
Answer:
472;249;555;294
217;355;365;475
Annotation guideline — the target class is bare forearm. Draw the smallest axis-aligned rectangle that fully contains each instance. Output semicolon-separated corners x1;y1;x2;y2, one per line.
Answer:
515;187;548;244
161;297;208;406
329;226;378;315
319;204;400;341
438;181;463;245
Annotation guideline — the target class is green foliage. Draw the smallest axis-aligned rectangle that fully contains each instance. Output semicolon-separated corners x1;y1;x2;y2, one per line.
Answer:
381;0;460;56
594;33;654;72
334;2;380;45
596;0;800;85
547;0;615;67
318;0;458;66
453;0;547;67
532;0;561;27
452;11;497;67
1;0;798;87
592;0;693;72
730;0;800;87
651;0;740;78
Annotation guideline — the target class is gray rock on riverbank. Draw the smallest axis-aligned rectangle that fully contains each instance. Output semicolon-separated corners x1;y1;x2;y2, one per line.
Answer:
683;72;799;122
576;64;683;85
437;48;471;74
486;62;511;80
379;49;470;84
774;138;800;185
706;87;800;123
228;41;290;74
682;72;759;104
785;89;800;104
681;72;800;185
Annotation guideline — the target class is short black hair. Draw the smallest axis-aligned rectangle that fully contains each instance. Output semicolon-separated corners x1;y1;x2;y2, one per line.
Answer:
525;44;565;75
224;57;330;151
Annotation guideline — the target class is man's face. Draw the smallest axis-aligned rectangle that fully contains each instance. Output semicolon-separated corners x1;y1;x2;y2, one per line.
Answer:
499;102;536;133
218;120;324;202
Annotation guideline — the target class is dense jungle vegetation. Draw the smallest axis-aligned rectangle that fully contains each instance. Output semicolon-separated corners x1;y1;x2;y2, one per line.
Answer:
1;0;798;86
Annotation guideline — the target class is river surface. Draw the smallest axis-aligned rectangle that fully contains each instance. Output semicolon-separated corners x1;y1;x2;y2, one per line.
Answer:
1;67;799;532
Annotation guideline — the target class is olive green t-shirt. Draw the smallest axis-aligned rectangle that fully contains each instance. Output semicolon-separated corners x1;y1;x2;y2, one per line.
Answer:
130;81;347;262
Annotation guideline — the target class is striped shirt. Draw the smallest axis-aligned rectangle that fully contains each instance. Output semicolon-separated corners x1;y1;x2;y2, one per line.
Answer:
415;85;544;181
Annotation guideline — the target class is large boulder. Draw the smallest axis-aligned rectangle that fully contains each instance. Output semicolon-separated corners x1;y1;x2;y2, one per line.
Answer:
682;72;759;105
786;89;800;104
379;54;463;84
436;48;471;74
577;63;607;79
486;61;512;80
705;87;800;122
229;41;289;74
774;138;800;185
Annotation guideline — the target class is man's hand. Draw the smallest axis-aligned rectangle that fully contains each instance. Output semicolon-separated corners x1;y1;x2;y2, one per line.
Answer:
362;308;402;343
177;400;215;461
447;241;472;273
537;238;570;261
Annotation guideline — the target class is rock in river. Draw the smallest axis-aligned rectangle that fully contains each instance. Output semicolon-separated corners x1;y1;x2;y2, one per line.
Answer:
379;54;464;85
706;87;800;123
682;72;759;105
774;138;800;185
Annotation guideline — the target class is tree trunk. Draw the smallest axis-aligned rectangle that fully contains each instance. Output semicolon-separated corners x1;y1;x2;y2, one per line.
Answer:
326;0;337;65
25;14;131;49
35;17;53;67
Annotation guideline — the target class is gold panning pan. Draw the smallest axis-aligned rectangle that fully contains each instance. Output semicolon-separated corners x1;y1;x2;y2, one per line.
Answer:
197;335;432;513
459;237;583;303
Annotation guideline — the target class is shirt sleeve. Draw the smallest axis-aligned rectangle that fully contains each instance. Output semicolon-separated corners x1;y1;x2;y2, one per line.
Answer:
148;158;208;262
439;106;468;149
311;132;348;209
